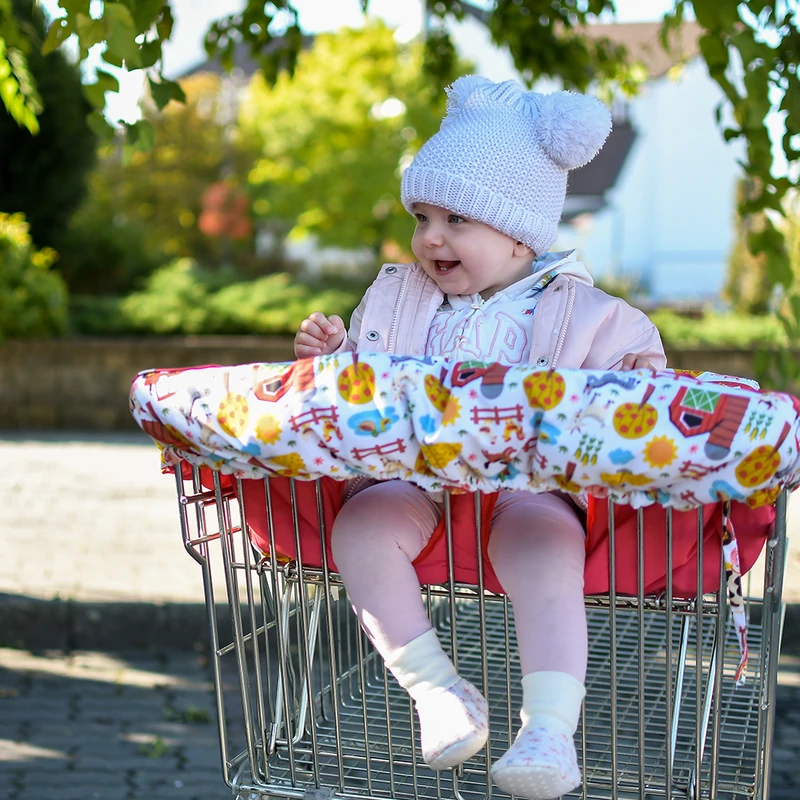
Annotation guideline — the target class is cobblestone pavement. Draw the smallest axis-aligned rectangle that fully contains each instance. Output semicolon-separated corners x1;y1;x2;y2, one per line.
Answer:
1;433;799;797
773;655;800;799
0;649;226;800
0;646;797;800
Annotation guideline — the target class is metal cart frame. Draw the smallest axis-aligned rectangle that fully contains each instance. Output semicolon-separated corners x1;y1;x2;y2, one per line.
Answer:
173;466;788;800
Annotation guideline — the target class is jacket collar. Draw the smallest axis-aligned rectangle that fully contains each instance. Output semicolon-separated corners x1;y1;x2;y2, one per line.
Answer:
438;249;593;310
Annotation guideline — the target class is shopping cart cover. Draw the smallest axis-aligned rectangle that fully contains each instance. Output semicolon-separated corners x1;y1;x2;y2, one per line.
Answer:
130;354;800;510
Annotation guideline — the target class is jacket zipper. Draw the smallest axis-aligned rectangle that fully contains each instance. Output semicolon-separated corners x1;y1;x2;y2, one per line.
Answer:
551;283;575;368
387;267;413;354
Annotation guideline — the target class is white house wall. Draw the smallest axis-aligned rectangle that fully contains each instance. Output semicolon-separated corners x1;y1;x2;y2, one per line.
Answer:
562;59;744;303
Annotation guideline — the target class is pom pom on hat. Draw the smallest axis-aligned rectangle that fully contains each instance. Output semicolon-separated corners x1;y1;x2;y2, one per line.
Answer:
443;75;494;120
401;74;613;255
535;91;612;169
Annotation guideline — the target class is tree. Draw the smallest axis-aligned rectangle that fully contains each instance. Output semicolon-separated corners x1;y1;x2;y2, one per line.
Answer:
58;71;257;294
0;212;68;340
0;0;96;248
240;21;459;256
2;1;798;378
725;178;773;315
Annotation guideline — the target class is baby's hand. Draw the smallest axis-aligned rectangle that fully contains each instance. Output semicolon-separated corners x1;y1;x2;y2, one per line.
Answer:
294;312;346;358
620;353;656;372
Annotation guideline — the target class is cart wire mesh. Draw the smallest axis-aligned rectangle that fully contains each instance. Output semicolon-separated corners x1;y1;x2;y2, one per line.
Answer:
173;468;788;800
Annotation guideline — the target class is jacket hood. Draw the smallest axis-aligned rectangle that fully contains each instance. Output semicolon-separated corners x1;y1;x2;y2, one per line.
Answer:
531;249;594;287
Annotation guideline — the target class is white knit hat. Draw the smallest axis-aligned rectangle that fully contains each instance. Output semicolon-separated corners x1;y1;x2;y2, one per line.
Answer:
401;75;612;255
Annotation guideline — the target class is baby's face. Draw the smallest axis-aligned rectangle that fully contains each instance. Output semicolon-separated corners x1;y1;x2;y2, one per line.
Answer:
410;203;533;299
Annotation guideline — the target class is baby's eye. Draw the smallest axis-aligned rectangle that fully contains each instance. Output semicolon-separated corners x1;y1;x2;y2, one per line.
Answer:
414;213;428;222
448;214;465;224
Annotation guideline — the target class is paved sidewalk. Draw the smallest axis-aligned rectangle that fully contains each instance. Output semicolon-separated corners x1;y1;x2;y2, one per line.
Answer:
0;648;227;800
0;646;798;800
0;434;199;605
1;433;799;797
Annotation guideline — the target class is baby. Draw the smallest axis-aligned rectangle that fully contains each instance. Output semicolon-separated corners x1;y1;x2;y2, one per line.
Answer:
295;75;666;799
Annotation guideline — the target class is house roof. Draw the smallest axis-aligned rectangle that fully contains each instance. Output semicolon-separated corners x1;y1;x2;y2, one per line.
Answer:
583;21;703;78
562;22;702;216
564;118;637;217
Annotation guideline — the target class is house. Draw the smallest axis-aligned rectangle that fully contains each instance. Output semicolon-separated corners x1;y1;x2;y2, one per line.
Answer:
185;18;743;302
554;22;744;304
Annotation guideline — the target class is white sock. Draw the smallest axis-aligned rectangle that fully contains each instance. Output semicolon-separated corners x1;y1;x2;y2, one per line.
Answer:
385;628;459;699
492;671;586;799
385;628;488;770
520;670;585;736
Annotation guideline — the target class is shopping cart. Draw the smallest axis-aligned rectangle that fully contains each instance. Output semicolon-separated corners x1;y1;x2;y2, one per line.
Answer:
131;355;798;800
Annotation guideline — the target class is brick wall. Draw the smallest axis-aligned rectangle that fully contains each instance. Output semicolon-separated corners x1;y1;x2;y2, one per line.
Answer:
0;337;295;431
0;338;793;431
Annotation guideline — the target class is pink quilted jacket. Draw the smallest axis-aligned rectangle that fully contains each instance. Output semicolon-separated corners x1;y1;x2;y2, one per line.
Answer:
337;256;667;370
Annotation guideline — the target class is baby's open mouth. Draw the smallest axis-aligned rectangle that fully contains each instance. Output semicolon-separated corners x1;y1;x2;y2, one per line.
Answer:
435;260;460;273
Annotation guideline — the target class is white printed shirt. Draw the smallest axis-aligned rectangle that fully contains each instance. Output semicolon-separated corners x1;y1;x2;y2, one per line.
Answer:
425;252;571;363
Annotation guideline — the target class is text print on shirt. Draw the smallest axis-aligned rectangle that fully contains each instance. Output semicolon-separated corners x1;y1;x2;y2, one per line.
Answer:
426;309;530;364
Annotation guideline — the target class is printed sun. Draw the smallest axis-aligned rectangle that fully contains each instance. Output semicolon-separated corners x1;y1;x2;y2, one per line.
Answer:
643;435;678;469
442;396;462;426
255;414;282;444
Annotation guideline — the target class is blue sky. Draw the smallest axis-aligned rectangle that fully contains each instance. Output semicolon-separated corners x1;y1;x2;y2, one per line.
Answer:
40;0;681;123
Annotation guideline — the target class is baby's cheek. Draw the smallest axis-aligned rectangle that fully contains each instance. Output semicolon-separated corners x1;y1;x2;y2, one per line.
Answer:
410;234;424;261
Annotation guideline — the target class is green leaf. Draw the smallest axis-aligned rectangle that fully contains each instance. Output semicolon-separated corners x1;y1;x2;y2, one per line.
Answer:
0;42;42;132
731;29;771;70
789;295;800;334
85;109;115;141
692;0;740;30
82;82;104;107
219;38;235;73
156;4;174;39
95;68;120;94
126;119;155;151
102;48;124;67
147;75;185;111
104;4;141;68
746;0;772;14
129;0;166;33
750;223;793;288
139;39;162;68
41;17;73;56
75;12;106;50
59;0;91;15
764;247;794;289
698;34;728;75
780;81;800;138
82;69;119;108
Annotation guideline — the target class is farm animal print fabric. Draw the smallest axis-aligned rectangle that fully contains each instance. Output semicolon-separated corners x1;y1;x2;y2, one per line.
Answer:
129;353;800;511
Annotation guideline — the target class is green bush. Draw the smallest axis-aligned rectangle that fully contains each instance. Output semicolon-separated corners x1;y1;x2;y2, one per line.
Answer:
55;210;162;296
64;256;794;350
88;258;366;336
119;258;213;335
206;273;358;335
0;213;68;340
68;294;130;336
650;309;786;349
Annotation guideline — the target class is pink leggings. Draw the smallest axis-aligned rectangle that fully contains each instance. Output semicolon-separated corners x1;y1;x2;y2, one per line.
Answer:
331;482;588;682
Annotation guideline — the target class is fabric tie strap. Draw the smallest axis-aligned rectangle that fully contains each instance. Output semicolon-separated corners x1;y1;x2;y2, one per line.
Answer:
721;501;748;686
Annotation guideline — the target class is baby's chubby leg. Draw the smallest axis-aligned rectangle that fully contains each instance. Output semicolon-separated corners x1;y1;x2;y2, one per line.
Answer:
487;491;587;800
331;480;437;652
331;481;488;769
